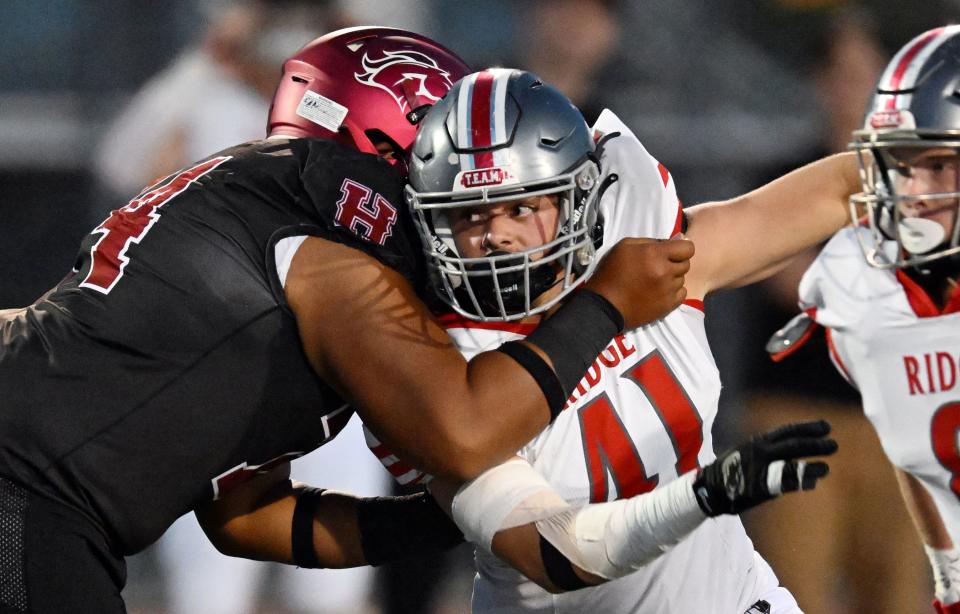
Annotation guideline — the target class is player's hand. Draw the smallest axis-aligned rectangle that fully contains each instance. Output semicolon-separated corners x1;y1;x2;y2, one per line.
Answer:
692;420;837;516
586;236;693;330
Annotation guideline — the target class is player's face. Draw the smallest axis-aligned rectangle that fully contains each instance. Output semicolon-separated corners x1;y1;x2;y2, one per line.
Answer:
448;194;561;259
891;147;960;240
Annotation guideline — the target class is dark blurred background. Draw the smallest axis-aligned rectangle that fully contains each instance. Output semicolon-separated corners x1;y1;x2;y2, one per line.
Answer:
2;1;959;612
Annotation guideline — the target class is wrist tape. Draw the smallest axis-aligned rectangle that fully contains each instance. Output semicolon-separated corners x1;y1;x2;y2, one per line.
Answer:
926;544;960;605
450;458;569;551
535;472;705;580
452;459;707;583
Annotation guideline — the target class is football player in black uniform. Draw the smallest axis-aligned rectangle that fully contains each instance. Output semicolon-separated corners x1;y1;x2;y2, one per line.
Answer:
0;27;694;612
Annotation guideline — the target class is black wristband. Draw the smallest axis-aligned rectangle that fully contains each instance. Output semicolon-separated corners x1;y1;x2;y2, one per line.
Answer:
356;491;464;566
291;487;325;568
526;288;624;396
497;341;567;421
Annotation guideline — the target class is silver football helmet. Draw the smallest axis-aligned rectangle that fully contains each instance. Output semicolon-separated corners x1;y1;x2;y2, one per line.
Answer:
850;25;960;270
406;69;602;321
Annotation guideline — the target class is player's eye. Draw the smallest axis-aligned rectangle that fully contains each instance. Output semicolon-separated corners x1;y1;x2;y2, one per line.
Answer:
512;203;537;217
894;164;913;178
454;208;486;224
466;209;487;223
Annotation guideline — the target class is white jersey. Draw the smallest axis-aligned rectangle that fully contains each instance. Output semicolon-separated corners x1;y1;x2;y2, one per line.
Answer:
801;226;960;546
367;111;782;612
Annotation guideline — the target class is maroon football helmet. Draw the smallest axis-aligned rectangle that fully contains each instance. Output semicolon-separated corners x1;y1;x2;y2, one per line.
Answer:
267;26;470;159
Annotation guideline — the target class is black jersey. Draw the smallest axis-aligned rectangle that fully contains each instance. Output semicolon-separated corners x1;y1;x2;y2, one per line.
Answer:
0;138;420;555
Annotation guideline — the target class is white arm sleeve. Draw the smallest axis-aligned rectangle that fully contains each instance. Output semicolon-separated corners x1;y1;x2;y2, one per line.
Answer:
450;459;706;580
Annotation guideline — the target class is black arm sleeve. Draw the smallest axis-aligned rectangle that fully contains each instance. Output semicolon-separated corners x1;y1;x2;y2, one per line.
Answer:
356;491;464;566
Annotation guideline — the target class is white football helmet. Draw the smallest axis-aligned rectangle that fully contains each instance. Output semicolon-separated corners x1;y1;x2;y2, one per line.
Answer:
850;25;960;271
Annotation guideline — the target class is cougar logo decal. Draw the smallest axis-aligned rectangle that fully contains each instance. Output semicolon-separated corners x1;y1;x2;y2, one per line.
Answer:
355;49;454;112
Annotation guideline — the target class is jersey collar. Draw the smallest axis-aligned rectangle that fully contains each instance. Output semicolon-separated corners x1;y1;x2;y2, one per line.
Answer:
895;269;960;317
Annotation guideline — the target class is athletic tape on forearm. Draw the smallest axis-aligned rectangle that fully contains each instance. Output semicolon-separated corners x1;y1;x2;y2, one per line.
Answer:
450;458;570;552
535;472;706;580
525;288;624;397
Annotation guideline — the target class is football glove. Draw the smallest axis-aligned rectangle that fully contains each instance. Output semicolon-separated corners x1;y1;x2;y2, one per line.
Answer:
692;420;837;516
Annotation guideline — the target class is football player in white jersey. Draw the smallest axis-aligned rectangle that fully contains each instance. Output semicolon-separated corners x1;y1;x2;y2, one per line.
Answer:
776;26;960;614
364;68;867;613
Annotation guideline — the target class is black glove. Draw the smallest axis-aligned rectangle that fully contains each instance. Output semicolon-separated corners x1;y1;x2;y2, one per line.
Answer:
692;420;838;516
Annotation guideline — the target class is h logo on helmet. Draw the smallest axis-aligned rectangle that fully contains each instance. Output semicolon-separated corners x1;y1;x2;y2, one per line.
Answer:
355;49;455;112
334;179;398;245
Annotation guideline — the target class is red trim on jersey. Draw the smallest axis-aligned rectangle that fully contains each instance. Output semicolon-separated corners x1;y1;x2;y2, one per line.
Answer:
894;269;960;317
946;287;960;315
368;443;393;461
436;312;539;334
657;162;670;187
670;201;684;237
437;294;703;330
896;269;940;316
770;307;820;363
470;71;496;169
369;443;423;481
884;27;944;109
825;327;853;384
385;459;420;479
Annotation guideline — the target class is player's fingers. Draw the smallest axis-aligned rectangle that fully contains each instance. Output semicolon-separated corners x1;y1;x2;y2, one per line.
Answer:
800;462;830;489
766;436;838;461
667;269;688;291
674;286;687;307
665;236;695;262
770;460;830;494
671;255;691;277
762;419;831;443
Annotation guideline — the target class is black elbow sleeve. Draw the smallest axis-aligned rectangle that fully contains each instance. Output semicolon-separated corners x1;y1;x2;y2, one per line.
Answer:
356;491;464;566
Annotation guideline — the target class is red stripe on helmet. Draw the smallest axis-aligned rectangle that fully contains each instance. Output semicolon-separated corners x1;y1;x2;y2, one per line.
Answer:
470;71;496;169
884;27;945;109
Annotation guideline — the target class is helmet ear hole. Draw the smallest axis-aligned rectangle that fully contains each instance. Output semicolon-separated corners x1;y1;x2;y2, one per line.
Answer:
365;130;402;154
